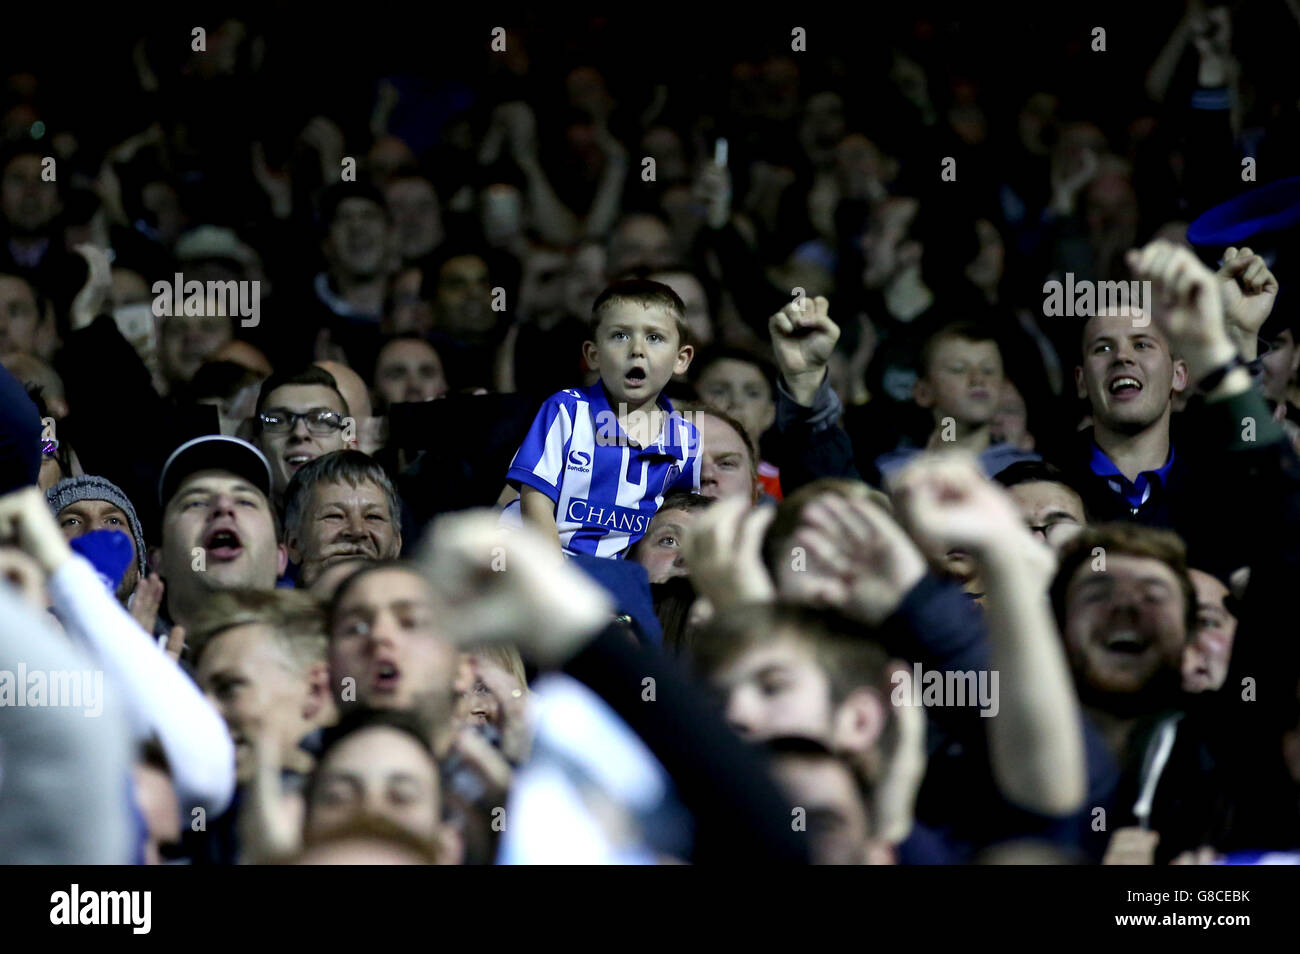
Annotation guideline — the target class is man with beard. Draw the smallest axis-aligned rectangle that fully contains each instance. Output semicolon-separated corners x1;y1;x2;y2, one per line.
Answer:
1050;523;1238;863
284;451;402;588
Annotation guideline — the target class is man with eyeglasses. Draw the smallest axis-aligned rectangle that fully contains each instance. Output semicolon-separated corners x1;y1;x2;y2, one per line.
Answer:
254;366;358;508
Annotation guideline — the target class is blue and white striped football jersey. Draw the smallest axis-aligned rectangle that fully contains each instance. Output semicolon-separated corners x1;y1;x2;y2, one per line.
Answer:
504;382;701;558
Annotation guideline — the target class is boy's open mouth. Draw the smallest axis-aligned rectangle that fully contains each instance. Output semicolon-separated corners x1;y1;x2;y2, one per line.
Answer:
624;366;647;388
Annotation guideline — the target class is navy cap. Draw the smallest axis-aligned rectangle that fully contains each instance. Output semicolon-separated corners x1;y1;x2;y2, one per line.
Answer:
158;435;273;507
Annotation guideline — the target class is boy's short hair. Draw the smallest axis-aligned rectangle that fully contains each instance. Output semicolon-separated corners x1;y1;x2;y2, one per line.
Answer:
590;278;690;346
256;365;349;417
689;345;779;399
692;602;899;792
316;705;436;762
1049;523;1197;636
761;478;883;577
917;321;1001;379
463;644;528;690
690;602;888;706
657;490;715;516
993;459;1073;489
326;560;422;639
316;180;390;233
374;333;442;372
191;360;266;404
188;588;327;670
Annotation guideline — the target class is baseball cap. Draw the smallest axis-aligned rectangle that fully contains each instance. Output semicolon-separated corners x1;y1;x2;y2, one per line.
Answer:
175;225;260;268
158;435;274;507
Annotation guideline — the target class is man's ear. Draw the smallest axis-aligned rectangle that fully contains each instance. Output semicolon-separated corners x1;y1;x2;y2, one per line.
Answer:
913;377;935;409
1171;358;1189;394
302;661;331;724
674;343;695;375
582;340;600;372
391;529;403;559
148;545;163;574
832;687;886;755
277;542;290;576
435;823;466;866
1074;365;1088;401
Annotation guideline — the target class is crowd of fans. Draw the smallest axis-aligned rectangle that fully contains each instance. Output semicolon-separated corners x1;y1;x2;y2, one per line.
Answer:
4;5;1300;864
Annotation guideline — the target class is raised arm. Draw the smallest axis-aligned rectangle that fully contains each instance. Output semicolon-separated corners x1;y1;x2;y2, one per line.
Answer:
893;455;1087;816
0;486;236;816
0;576;133;862
417;510;808;862
767;296;863;490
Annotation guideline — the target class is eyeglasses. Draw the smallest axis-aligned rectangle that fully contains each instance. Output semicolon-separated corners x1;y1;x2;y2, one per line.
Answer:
258;407;346;435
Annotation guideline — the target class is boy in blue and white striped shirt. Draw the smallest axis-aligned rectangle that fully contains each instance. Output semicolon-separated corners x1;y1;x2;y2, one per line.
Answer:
504;279;702;558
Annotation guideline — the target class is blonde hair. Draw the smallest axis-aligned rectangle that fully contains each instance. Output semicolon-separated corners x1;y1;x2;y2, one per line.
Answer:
188;588;327;671
467;644;528;690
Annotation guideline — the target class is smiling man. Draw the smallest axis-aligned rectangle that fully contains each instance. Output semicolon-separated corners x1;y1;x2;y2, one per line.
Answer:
284;451;403;588
254;366;358;507
156;436;287;631
1058;311;1189;525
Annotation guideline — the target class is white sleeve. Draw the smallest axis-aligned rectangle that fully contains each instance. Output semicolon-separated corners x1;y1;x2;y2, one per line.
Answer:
0;582;134;863
47;555;236;816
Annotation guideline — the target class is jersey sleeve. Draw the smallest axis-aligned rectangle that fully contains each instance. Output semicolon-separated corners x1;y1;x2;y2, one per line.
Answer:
668;420;702;493
506;393;575;503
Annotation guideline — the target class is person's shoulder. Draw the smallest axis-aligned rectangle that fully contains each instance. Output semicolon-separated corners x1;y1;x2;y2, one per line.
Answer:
668;410;702;451
874;444;919;475
981;444;1040;471
672;410;701;436
535;386;591;412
